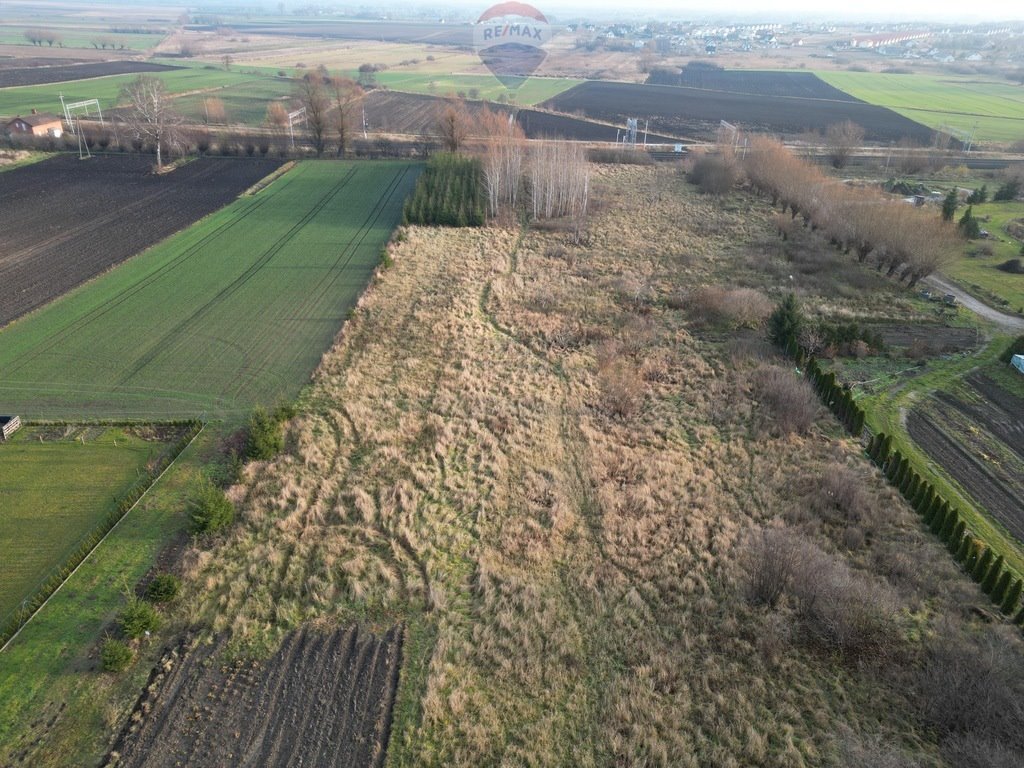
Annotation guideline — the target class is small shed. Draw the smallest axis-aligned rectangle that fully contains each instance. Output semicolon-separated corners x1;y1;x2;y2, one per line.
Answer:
0;415;21;441
6;110;63;138
1012;354;1024;375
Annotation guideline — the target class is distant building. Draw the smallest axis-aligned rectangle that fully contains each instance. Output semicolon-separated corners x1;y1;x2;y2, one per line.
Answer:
6;110;62;138
0;415;21;441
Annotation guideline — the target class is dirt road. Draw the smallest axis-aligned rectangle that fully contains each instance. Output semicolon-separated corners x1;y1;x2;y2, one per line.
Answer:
924;275;1024;333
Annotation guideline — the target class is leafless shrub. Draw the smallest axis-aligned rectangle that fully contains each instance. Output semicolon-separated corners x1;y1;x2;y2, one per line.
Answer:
751;365;819;435
688;286;773;330
832;728;923;768
725;335;777;367
597;357;645;418
790;546;900;659
941;733;1024;768
743;527;804;608
916;631;1024;751
809;464;872;525
689;154;739;195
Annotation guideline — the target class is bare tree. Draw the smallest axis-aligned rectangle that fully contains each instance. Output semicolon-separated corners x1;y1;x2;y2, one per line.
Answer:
478;106;525;216
293;72;330;155
436;99;471;152
203;97;226;125
825;120;865;169
327;76;363;157
121;75;183;169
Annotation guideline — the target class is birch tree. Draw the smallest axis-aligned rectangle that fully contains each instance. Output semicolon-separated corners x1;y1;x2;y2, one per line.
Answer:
121;75;182;169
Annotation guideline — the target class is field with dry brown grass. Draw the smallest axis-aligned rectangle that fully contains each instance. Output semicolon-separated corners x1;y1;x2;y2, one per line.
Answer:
177;163;1024;767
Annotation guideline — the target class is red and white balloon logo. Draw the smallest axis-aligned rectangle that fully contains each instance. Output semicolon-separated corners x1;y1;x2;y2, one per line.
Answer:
474;2;550;91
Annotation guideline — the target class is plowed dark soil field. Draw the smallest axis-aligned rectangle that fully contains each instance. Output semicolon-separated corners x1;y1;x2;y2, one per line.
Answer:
542;81;935;143
0;154;281;328
109;625;402;768
0;61;180;88
647;69;860;101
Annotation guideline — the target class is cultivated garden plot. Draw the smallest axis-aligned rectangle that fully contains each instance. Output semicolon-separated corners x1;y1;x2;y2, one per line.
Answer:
0;160;420;419
0;154;283;328
542;80;936;143
111;625;402;768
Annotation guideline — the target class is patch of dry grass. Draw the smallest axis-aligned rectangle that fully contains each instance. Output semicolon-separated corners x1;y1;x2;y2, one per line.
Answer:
179;165;1023;767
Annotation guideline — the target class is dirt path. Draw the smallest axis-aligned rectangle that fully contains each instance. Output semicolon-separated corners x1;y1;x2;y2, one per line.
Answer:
924;275;1024;333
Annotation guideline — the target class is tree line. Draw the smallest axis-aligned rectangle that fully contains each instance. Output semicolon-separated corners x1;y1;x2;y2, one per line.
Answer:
746;137;956;288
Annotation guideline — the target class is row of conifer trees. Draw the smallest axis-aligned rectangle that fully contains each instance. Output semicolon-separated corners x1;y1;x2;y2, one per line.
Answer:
867;433;1024;622
401;153;485;228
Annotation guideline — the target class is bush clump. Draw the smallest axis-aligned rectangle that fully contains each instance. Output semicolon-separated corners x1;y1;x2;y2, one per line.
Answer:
189;476;235;534
145;573;181;603
752;364;819;435
100;638;133;672
118;596;161;639
688;154;739;195
246;406;284;460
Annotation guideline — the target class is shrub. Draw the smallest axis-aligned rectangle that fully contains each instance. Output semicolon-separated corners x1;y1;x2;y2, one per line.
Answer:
146;573;181;603
768;293;803;349
752;365;819;435
189;476;235;534
247;406;283;460
596;358;644;418
118;596;160;639
996;258;1024;274
1002;578;1024;615
100;638;133;672
688;154;738;195
993;178;1021;202
958;206;981;239
973;547;993;582
982;554;1005;594
742;527;802;608
688;286;773;329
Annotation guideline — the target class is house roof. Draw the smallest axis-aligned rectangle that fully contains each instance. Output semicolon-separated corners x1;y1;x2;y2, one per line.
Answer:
8;112;62;127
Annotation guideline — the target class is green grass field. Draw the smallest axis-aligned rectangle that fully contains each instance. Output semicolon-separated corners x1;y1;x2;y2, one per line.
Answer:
0;26;164;51
367;71;581;106
0;426;165;625
0;67;287;119
171;77;296;125
945;200;1024;313
816;71;1024;145
0;160;418;420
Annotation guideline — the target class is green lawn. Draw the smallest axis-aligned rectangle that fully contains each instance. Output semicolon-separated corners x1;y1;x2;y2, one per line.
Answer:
0;67;287;119
946;200;1024;313
0;160;419;420
0;426;164;626
816;71;1024;145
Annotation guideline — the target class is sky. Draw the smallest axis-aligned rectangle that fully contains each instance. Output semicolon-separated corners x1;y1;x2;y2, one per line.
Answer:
444;0;1023;24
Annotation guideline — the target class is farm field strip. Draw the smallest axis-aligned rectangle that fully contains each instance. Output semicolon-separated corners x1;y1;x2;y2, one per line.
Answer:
816;71;1024;144
0;160;420;419
0;61;181;88
0;66;286;119
541;80;935;143
0;427;170;625
0;155;284;328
